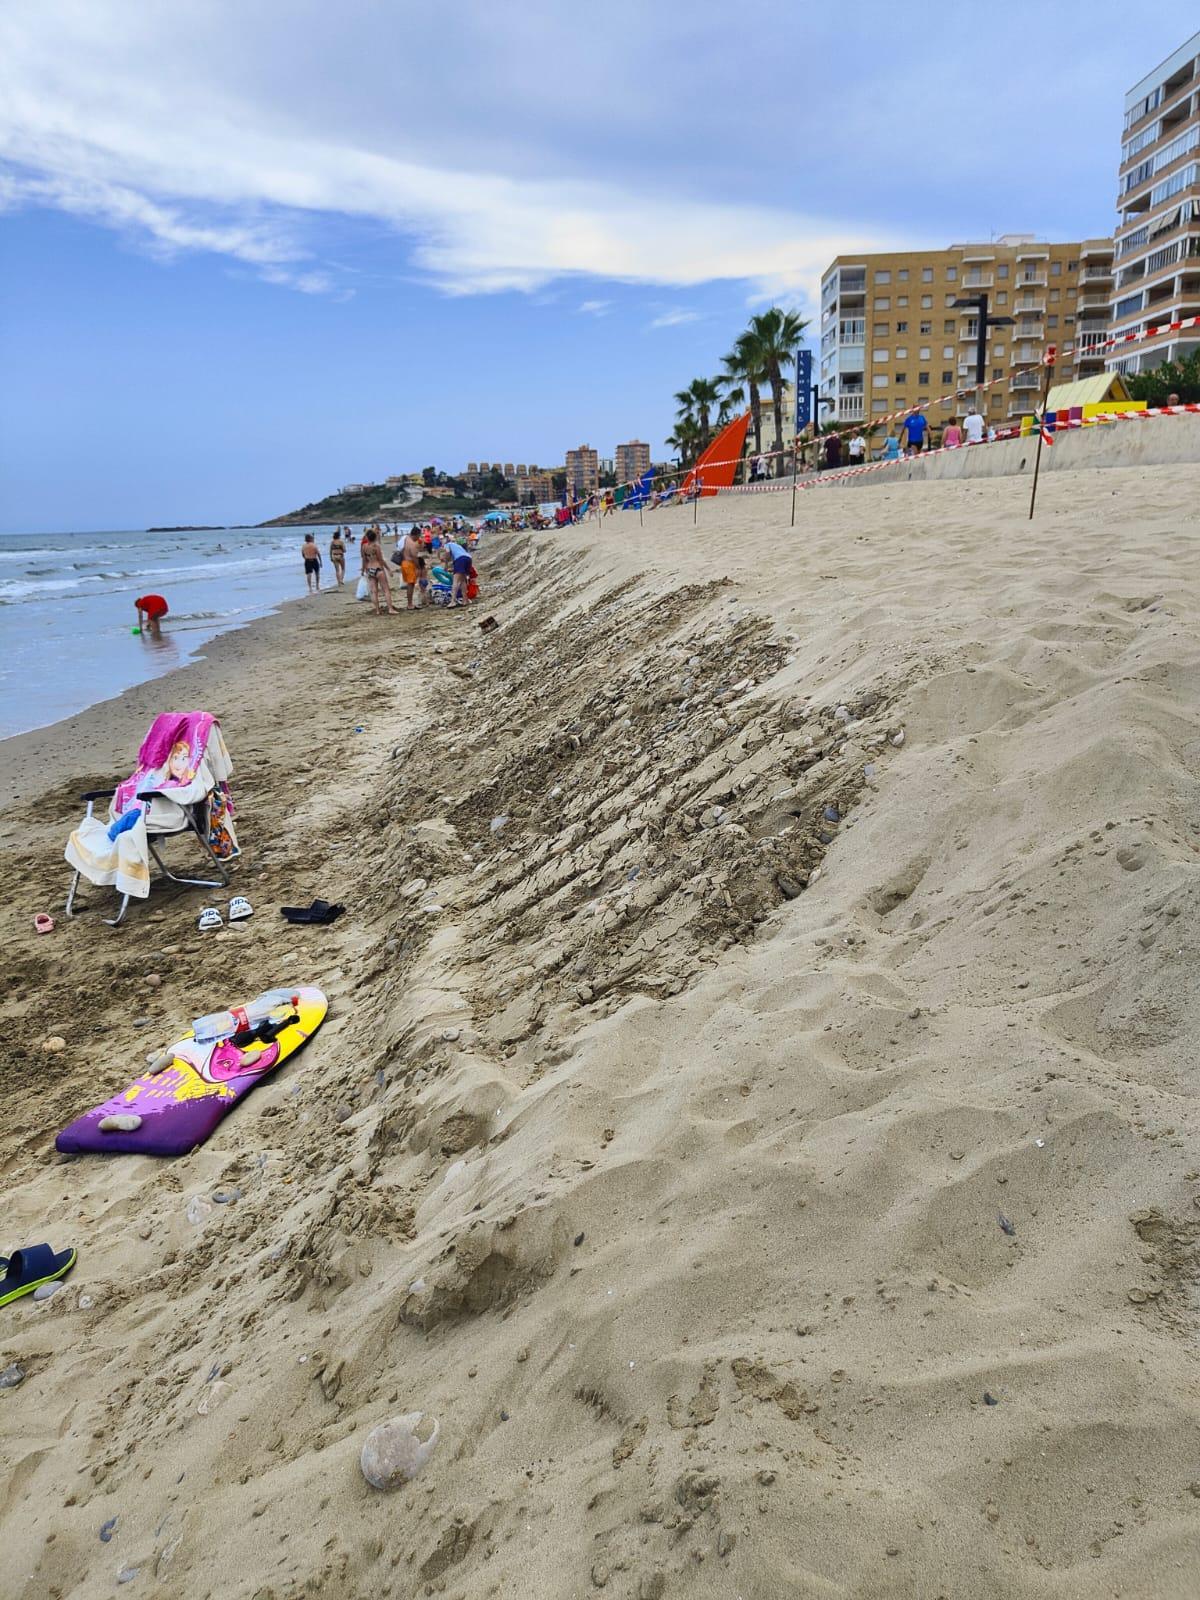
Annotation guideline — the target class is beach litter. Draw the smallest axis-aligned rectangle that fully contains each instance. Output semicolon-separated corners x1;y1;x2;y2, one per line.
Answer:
360;1413;440;1489
0;1363;25;1389
99;1518;118;1543
998;1212;1017;1237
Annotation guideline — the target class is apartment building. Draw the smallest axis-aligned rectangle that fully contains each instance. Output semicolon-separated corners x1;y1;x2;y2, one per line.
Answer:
515;467;557;504
1108;30;1200;373
565;444;599;498
819;236;1097;439
614;440;651;483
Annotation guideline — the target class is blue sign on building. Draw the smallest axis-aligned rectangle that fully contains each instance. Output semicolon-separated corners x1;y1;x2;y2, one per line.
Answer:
795;350;813;431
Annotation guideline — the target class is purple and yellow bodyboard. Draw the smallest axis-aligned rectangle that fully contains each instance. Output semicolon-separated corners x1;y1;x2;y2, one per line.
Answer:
56;986;327;1157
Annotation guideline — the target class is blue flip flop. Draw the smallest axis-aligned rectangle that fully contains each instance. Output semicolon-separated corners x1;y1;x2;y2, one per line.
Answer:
0;1243;77;1307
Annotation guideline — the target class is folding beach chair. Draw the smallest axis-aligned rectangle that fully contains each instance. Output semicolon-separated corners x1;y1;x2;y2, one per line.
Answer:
65;711;239;927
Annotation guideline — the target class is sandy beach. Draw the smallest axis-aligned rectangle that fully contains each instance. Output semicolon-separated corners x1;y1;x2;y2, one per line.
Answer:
2;459;1199;1599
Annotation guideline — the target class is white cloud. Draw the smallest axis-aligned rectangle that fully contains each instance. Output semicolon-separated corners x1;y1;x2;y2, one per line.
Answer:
649;307;701;329
579;299;611;315
0;2;906;305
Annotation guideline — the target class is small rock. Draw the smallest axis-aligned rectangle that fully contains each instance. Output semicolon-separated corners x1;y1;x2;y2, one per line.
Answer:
99;1518;118;1543
0;1363;26;1390
863;762;877;777
891;729;905;747
212;1187;242;1204
1127;1287;1149;1305
983;1391;998;1406
717;1531;736;1557
516;1347;529;1363
334;1104;354;1124
574;1232;585;1247
441;1027;461;1042
33;1283;62;1302
776;875;804;900
144;974;162;989
361;1414;440;1490
489;815;509;834
421;903;444;915
591;1563;610;1589
998;1212;1016;1237
822;804;840;823
117;1567;139;1584
833;705;851;724
42;1036;67;1054
400;877;428;898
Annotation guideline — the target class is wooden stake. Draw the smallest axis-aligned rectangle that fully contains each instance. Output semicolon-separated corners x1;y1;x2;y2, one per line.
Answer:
1028;345;1056;520
790;440;799;527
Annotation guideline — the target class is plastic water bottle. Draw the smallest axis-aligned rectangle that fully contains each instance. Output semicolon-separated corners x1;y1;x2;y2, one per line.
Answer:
191;988;297;1042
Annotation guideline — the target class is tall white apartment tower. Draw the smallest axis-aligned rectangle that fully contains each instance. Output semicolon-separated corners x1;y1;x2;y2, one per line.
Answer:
1108;31;1200;373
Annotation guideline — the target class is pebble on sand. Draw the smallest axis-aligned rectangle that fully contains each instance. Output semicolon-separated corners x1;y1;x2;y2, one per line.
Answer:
360;1413;440;1490
0;1363;25;1390
42;1036;67;1054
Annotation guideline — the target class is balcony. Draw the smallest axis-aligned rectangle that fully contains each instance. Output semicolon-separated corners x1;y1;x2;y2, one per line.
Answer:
1080;264;1113;281
840;274;866;295
1016;246;1050;260
1011;371;1041;390
1013;300;1046;316
839;320;866;345
961;274;994;290
837;395;865;420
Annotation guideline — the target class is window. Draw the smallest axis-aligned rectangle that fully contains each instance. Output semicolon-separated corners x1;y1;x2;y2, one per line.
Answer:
992;367;1003;380
1048;315;1058;328
946;266;957;279
993;342;1004;355
896;321;908;333
895;346;908;358
874;349;889;361
919;372;930;386
872;399;888;411
919;346;931;359
897;296;909;307
942;370;953;383
921;295;933;309
945;294;957;307
1051;261;1061;276
872;374;888;388
1049;289;1060;302
920;321;932;335
872;322;889;336
894;372;907;383
996;291;1007;305
922;266;933;281
997;264;1009;279
942;345;954;358
875;297;891;310
1068;260;1077;271
875;270;891;284
1065;314;1075;325
944;320;955;334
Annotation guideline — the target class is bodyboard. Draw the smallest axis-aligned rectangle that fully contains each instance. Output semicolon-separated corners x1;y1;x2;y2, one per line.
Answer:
55;985;328;1157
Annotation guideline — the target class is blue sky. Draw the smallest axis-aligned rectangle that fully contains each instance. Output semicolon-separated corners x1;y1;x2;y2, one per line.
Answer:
1;0;1197;531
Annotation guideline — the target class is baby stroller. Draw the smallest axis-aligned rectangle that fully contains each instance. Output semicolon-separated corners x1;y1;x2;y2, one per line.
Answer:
65;711;239;927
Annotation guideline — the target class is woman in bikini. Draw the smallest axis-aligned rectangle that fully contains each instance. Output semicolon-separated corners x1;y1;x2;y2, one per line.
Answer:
361;529;395;615
329;529;346;586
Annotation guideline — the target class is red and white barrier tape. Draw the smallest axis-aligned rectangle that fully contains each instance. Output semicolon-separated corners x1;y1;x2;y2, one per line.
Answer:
1090;313;1200;354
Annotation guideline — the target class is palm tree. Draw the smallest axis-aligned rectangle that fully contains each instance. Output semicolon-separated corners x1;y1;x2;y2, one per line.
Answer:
674;376;723;449
666;415;702;466
721;329;768;460
747;307;810;466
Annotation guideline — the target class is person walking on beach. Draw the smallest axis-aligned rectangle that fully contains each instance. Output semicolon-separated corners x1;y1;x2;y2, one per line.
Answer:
963;408;985;446
301;535;322;594
329;529;346;586
399;527;424;609
823;432;842;472
361;529;396;615
943;418;963;449
848;431;866;467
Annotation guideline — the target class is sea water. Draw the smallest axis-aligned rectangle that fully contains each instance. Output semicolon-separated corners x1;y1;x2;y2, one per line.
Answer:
0;525;374;737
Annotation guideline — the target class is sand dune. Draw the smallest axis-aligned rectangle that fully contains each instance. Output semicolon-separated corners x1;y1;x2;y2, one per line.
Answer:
1;460;1199;1598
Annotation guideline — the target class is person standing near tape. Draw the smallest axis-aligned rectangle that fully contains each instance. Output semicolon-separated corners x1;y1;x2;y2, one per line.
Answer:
848;431;866;467
963;408;985;446
901;409;930;456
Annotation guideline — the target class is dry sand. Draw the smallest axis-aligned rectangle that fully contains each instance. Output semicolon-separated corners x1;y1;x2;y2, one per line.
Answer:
1;461;1199;1599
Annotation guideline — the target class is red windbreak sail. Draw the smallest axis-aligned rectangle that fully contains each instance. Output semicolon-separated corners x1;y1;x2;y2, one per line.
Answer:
683;411;751;497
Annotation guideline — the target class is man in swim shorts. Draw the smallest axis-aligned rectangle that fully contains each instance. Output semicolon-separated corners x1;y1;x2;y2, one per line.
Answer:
399;528;424;608
301;535;322;593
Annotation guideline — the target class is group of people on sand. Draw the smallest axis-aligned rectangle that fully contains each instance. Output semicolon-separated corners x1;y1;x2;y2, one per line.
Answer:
300;520;480;616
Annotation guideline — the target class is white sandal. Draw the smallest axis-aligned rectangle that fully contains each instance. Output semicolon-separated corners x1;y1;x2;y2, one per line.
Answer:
197;908;223;931
228;896;253;922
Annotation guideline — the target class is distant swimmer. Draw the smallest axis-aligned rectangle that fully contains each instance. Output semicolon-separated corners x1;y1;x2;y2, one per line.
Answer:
134;593;169;638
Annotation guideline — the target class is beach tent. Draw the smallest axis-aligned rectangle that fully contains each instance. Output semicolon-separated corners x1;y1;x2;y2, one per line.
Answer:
1044;372;1142;418
682;411;751;498
482;510;508;522
621;469;655;509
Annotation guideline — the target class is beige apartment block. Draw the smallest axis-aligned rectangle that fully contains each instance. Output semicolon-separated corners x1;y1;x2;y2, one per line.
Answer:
1108;30;1200;373
565;444;599;498
614;440;651;483
819;236;1104;441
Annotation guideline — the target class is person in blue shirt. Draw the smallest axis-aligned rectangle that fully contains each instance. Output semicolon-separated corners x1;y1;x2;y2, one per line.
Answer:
881;434;902;462
447;539;472;606
901;410;929;456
